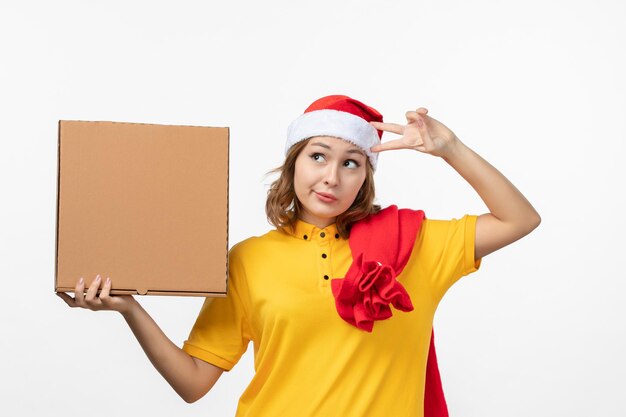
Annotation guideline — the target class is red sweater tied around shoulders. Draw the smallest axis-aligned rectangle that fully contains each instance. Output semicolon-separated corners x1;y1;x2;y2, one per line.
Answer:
331;205;449;417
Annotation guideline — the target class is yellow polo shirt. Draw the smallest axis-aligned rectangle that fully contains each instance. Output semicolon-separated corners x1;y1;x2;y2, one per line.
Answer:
183;215;481;417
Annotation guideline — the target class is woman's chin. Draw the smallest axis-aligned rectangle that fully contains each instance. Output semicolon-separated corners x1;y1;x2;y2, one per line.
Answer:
301;205;341;224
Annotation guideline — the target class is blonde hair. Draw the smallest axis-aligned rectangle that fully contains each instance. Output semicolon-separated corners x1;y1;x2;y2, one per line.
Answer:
264;138;381;239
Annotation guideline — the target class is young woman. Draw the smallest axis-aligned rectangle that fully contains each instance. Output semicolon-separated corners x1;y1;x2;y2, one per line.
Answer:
57;95;540;417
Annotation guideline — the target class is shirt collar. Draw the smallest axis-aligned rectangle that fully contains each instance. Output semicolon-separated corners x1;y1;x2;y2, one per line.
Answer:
282;218;341;241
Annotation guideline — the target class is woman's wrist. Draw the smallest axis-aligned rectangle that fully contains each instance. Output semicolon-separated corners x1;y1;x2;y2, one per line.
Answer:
440;135;465;163
120;297;141;319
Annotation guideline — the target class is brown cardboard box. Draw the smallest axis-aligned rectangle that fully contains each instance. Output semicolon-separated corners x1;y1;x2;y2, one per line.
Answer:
55;120;229;297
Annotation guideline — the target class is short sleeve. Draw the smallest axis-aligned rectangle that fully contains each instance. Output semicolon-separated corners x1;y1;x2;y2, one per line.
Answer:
182;246;253;371
414;215;482;302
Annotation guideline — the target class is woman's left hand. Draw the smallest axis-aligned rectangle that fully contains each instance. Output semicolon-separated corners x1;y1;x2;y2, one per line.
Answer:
369;108;460;158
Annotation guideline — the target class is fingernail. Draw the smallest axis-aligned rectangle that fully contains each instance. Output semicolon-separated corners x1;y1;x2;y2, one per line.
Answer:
79;277;84;285
106;277;110;284
417;118;424;128
95;275;101;282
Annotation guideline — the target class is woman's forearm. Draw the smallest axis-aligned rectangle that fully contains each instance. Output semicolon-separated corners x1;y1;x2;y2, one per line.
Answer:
442;138;541;232
121;302;206;403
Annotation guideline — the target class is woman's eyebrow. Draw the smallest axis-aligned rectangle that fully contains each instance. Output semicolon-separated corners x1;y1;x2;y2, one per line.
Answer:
346;149;366;157
311;142;366;157
311;142;332;149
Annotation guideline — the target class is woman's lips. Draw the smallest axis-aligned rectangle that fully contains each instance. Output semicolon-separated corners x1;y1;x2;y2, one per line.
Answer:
315;191;337;203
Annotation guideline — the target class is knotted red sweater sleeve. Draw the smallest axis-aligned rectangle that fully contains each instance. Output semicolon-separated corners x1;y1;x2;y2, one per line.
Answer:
331;205;424;331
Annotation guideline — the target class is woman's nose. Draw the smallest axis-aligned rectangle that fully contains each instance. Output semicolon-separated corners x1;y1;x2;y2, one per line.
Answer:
323;164;339;186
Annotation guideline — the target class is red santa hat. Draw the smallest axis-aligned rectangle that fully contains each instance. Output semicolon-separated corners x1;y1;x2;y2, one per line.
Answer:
286;94;384;170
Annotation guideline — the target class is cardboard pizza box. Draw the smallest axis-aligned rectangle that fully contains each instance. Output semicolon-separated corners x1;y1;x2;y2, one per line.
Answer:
55;120;229;297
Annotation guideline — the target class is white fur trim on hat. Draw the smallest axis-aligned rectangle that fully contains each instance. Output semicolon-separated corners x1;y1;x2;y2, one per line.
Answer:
286;109;380;170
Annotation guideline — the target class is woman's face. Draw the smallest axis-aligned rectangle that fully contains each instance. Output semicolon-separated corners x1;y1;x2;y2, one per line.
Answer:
293;136;368;228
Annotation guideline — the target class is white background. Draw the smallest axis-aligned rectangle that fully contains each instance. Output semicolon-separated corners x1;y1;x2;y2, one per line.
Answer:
1;0;624;416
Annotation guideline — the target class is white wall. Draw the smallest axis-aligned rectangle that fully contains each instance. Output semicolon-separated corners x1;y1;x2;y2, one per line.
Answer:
1;0;624;416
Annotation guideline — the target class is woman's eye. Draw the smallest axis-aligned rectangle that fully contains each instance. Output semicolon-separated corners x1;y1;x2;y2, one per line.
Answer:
311;153;326;162
344;159;360;169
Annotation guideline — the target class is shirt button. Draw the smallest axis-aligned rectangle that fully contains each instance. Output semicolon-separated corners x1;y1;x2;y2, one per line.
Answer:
335;233;340;239
322;253;327;259
320;232;325;238
303;235;308;240
323;275;329;280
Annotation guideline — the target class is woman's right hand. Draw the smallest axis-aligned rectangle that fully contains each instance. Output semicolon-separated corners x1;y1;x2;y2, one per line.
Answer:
56;274;138;316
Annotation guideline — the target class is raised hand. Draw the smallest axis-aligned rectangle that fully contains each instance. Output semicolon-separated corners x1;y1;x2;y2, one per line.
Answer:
369;107;460;158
